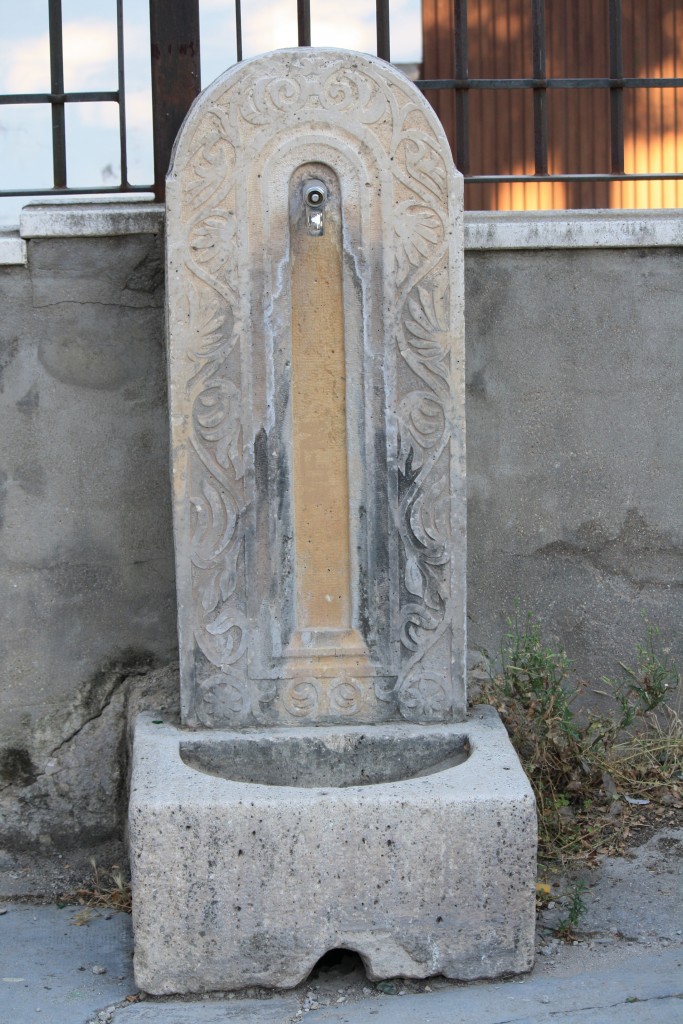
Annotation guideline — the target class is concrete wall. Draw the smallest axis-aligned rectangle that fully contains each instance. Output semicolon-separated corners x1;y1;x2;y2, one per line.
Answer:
465;218;683;684
0;205;681;873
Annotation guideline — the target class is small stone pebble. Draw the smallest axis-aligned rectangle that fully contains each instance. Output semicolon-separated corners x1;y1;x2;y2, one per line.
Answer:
92;965;107;975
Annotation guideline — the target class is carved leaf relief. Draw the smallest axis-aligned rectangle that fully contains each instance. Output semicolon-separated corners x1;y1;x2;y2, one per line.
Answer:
170;51;460;723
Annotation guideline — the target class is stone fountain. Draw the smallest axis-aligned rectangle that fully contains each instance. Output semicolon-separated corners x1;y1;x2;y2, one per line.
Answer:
129;47;536;994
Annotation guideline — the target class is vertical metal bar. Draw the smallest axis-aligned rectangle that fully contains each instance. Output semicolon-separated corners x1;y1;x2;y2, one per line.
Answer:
48;0;67;188
531;0;548;175
608;0;625;173
376;0;391;62
116;0;128;188
297;0;311;46
235;0;243;62
149;0;201;202
454;0;469;174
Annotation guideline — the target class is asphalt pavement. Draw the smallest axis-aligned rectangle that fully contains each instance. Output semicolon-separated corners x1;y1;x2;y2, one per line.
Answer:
1;827;681;1024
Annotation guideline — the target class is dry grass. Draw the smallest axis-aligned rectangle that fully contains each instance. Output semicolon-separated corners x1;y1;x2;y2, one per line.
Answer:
477;611;682;863
62;858;132;914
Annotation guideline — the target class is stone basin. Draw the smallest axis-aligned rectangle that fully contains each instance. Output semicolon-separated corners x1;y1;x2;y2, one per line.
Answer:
179;729;470;788
130;708;536;993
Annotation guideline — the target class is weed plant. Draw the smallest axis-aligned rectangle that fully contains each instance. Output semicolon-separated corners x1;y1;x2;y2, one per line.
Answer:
554;879;588;940
65;858;132;913
478;610;682;861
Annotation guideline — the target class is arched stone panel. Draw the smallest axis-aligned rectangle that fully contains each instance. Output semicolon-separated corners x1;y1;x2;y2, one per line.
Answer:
166;48;466;726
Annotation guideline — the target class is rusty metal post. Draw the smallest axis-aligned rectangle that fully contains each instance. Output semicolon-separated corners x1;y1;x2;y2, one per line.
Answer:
149;0;201;202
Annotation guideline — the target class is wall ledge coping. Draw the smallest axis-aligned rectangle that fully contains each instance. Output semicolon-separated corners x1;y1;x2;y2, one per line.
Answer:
464;209;683;249
19;197;163;239
0;232;27;265
5;202;681;251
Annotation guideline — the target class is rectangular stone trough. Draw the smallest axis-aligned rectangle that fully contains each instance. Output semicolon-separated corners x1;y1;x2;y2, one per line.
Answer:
129;706;536;994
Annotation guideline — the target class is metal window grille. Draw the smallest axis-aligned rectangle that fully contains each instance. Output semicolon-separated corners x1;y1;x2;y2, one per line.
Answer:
0;0;156;200
419;0;683;188
0;0;681;206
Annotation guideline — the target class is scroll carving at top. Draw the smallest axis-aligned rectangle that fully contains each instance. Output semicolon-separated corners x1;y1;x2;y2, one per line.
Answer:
166;48;466;728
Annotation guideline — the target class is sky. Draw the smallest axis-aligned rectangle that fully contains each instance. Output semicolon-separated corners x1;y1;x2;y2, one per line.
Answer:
0;0;423;227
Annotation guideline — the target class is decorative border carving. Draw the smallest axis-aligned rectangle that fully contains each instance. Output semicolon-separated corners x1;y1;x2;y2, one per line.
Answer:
168;50;463;726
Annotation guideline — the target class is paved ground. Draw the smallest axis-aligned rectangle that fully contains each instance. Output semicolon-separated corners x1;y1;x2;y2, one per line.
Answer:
1;828;681;1024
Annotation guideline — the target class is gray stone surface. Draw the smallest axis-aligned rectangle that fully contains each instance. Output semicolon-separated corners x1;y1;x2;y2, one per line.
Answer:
129;707;536;993
165;48;466;728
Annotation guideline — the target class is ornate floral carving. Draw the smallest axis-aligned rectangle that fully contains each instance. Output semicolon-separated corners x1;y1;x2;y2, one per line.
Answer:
237;57;388;128
196;674;276;727
170;50;461;725
280;677;369;719
396;273;454;701
195;673;249;726
329;678;365;717
282;678;321;718
397;672;452;722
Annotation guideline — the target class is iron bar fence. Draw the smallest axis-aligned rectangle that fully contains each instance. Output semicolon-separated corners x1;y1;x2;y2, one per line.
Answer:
0;0;681;206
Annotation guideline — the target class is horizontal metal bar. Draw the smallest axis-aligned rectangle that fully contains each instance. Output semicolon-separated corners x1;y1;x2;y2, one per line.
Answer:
0;92;120;105
463;173;683;184
416;77;683;90
0;185;154;198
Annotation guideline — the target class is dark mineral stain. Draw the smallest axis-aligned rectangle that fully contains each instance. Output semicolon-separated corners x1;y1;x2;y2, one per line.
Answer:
0;747;38;786
0;337;19;394
16;384;39;415
467;368;487;398
254;427;268;500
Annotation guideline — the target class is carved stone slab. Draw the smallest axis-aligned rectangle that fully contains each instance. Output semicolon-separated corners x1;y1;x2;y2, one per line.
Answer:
166;48;466;727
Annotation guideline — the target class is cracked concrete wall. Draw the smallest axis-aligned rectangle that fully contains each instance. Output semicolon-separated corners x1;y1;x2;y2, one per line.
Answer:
0;234;179;862
0;232;682;864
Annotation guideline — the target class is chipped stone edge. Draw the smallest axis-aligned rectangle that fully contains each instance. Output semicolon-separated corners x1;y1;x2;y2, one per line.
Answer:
464;208;683;250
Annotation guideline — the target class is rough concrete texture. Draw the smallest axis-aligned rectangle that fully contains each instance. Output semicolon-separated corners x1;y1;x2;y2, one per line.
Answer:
166;49;466;728
0;663;179;882
466;246;683;681
1;214;682;864
1;828;681;1023
0;232;178;863
129;707;536;993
